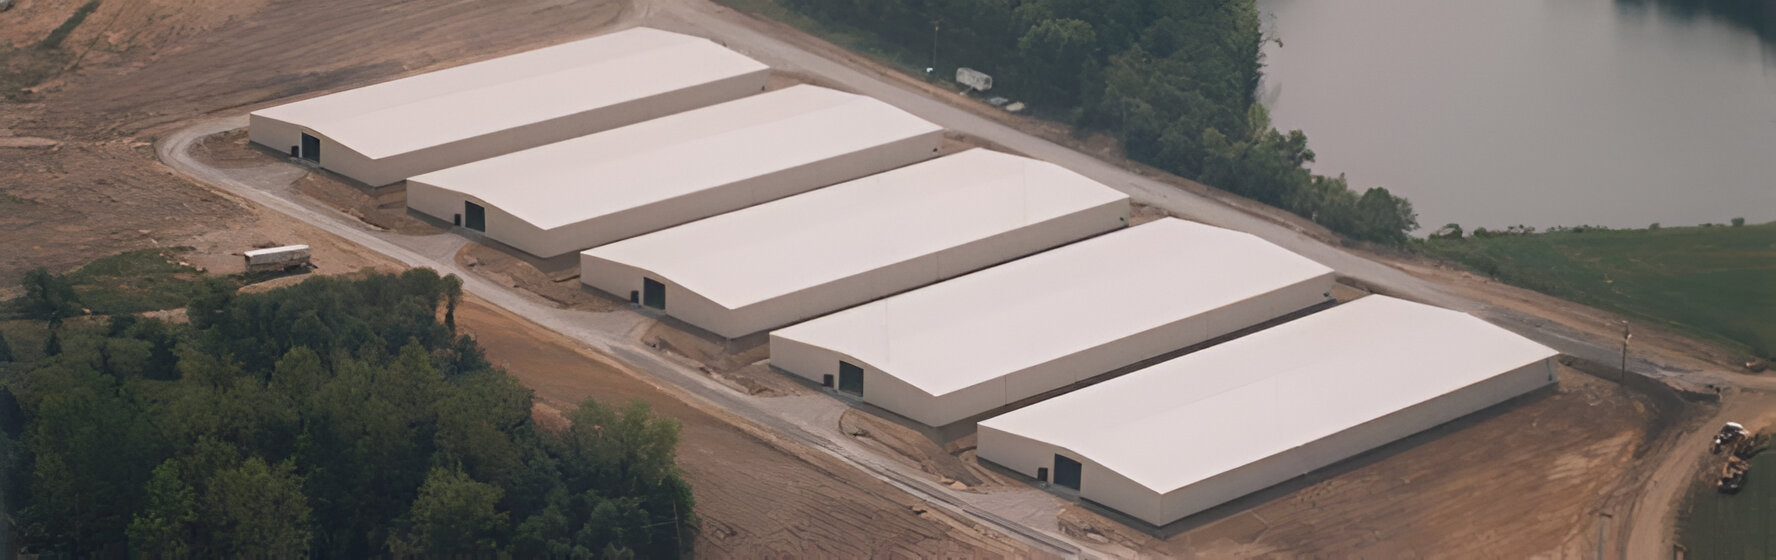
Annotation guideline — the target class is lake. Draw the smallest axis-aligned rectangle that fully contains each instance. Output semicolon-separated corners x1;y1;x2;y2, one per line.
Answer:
1257;0;1776;231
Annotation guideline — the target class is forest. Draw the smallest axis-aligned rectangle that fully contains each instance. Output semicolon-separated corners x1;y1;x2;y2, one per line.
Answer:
764;0;1419;244
0;267;695;558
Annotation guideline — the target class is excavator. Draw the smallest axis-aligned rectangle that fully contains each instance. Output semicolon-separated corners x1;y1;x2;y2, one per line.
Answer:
1710;422;1763;494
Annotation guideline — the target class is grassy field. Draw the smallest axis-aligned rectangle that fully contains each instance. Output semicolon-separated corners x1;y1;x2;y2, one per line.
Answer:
1677;450;1776;557
1418;222;1776;358
62;248;213;315
1;248;231;322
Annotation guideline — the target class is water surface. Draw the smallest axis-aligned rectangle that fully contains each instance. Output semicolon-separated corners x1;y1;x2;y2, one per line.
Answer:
1258;0;1776;230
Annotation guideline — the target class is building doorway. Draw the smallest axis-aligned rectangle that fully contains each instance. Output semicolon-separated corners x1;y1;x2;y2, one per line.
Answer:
464;201;486;232
642;278;666;309
300;133;320;163
838;361;864;396
1053;454;1082;490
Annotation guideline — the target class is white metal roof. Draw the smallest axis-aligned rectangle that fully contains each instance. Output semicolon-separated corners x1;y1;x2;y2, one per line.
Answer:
408;85;944;231
250;28;769;160
770;218;1336;397
242;245;309;258
582;149;1129;309
978;295;1561;494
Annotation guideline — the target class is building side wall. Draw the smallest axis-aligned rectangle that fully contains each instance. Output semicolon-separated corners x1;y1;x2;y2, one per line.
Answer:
1081;460;1166;526
976;424;1052;480
406;181;556;254
768;334;974;426
405;179;462;225
977;426;1164;524
1153;357;1558;524
247;114;300;155
247;117;381;184
766;333;837;385
578;254;650;304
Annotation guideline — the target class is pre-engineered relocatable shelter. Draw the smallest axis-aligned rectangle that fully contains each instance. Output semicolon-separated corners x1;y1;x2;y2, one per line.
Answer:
580;149;1132;338
407;85;944;258
249;27;770;187
768;218;1337;427
976;295;1560;527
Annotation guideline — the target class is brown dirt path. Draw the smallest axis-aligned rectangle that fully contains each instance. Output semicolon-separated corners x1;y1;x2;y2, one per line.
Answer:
454;297;1046;559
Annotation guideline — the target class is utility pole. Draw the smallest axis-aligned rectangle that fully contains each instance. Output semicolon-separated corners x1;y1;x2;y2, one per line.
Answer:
928;19;940;79
1620;321;1631;382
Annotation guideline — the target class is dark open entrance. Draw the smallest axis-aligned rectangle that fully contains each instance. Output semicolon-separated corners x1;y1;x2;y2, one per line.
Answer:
464;201;486;232
821;374;834;388
837;361;864;396
642;278;665;309
1036;467;1049;482
300;133;320;162
1053;455;1082;490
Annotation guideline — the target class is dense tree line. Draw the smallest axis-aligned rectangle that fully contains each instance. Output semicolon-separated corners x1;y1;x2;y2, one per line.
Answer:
1619;0;1776;44
778;0;1418;244
0;269;694;558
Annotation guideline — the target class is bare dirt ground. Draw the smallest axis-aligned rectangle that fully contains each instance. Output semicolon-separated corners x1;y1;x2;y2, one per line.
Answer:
453;297;1045;558
456;242;625;313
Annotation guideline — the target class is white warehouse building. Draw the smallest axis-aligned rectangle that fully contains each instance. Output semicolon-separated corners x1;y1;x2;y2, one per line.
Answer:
407;85;944;258
580;149;1132;338
977;295;1560;527
249;27;770;187
769;218;1337;427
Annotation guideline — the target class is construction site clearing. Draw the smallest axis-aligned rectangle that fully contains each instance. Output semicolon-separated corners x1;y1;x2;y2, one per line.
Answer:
184;103;1725;557
4;0;1768;556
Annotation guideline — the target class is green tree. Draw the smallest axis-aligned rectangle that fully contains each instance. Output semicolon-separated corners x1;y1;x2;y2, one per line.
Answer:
389;466;510;555
1015;18;1099;109
20;267;80;323
8;270;693;557
41;329;60;357
127;461;198;558
203;457;312;557
1351;187;1420;245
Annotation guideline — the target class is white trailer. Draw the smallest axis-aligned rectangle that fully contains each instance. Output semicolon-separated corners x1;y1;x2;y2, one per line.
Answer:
243;245;311;272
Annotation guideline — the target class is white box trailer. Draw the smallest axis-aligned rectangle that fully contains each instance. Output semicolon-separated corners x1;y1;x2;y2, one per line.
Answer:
243;245;311;272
